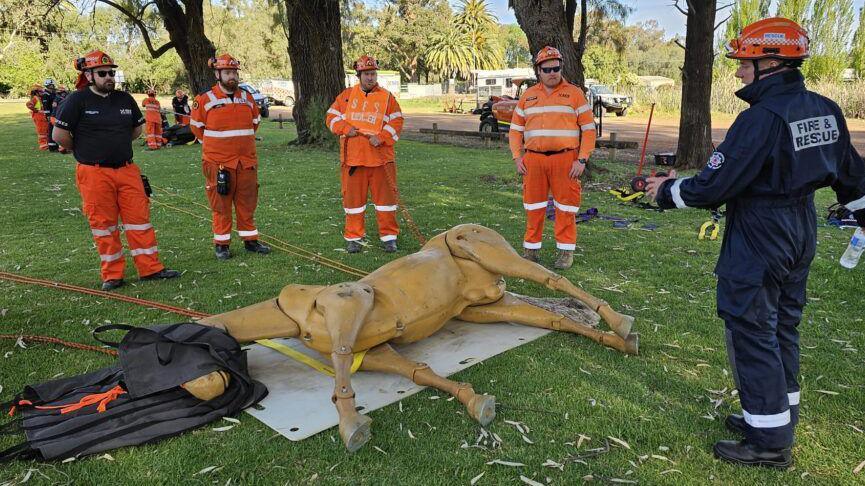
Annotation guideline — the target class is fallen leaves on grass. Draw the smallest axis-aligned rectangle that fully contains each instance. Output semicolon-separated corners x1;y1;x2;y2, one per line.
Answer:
519;475;544;486
607;436;631;450
485;459;525;467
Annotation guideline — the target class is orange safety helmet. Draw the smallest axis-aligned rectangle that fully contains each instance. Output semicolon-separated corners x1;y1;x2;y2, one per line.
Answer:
726;17;810;61
208;54;241;70
354;55;379;72
75;50;118;71
534;46;563;66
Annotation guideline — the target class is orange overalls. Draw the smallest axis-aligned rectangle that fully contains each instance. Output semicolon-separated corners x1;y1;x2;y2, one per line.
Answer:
326;84;404;242
25;95;49;150
76;162;165;281
190;85;261;245
142;96;164;149
509;80;596;251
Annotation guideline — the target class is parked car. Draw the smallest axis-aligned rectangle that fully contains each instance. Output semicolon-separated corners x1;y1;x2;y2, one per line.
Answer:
587;84;631;117
477;78;537;132
239;83;270;118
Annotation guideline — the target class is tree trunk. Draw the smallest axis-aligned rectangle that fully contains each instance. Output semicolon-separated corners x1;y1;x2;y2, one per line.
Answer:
676;1;716;169
284;0;345;145
510;0;584;87
155;0;215;94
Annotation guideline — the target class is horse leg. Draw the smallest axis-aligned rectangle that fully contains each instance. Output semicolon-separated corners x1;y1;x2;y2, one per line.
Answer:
359;343;496;426
458;292;638;355
317;282;375;452
445;225;634;338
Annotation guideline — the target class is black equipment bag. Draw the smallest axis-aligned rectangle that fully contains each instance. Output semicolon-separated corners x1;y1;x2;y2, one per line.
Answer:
0;323;267;462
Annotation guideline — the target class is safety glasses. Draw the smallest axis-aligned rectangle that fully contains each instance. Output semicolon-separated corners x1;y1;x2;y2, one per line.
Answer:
540;66;561;74
96;70;116;78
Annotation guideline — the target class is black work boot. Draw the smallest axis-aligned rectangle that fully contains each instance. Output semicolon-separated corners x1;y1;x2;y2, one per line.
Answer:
382;240;397;253
346;240;362;254
215;245;231;260
244;240;271;255
712;440;792;469
553;250;574;270
725;414;747;435
522;248;540;263
141;268;181;281
101;279;124;291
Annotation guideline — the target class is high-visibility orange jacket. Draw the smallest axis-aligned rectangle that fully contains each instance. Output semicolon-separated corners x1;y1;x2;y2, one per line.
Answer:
326;84;403;167
26;95;42;114
190;84;261;169
508;80;596;161
142;96;162;124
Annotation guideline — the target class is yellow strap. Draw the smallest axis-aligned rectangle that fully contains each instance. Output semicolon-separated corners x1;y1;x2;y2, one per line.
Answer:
256;339;367;377
608;188;645;202
699;221;719;240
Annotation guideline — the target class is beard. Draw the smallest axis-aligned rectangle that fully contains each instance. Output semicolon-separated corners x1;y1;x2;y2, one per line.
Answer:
221;78;238;91
93;80;115;94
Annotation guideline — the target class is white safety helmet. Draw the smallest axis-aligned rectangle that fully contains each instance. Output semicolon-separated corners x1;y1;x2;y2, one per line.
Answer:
44;78;56;88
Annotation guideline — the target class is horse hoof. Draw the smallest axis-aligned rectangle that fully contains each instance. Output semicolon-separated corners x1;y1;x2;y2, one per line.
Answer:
340;414;372;453
615;314;634;339
468;394;496;426
624;333;639;355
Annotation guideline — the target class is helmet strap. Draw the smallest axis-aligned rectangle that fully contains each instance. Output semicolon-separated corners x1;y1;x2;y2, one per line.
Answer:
752;58;788;83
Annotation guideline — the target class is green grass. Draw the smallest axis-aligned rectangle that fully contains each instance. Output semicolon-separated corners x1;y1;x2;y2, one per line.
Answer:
1;102;864;484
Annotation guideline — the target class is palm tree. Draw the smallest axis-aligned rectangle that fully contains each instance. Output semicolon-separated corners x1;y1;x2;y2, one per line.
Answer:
452;0;502;84
425;29;474;80
454;0;498;32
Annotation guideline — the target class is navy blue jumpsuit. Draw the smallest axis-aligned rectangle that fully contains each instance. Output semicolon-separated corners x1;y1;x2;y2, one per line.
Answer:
656;70;865;449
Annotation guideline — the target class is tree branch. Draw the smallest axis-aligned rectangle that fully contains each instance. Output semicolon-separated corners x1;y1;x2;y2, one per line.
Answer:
675;38;686;50
672;0;688;16
685;0;696;14
714;13;731;31
96;0;174;58
716;2;734;12
137;1;156;19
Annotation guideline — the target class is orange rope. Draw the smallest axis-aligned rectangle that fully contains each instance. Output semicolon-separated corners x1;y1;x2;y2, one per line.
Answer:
0;271;209;318
0;270;213;356
0;334;118;357
382;162;427;245
148;188;370;278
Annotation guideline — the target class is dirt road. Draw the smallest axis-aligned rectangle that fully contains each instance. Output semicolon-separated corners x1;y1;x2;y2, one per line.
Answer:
399;112;865;154
269;106;865;153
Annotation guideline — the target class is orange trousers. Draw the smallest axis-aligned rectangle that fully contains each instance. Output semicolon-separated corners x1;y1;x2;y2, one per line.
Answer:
522;151;581;250
340;163;399;242
175;115;190;126
145;121;164;149
31;113;49;150
203;162;259;245
75;163;164;281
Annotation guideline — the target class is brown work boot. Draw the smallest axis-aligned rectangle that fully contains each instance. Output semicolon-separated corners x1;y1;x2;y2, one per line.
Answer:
522;248;540;263
554;250;574;270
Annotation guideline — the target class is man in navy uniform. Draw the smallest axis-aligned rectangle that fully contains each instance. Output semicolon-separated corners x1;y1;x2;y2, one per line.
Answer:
647;18;865;468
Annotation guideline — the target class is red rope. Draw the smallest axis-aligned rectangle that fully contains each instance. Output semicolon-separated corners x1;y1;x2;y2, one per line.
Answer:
0;270;214;355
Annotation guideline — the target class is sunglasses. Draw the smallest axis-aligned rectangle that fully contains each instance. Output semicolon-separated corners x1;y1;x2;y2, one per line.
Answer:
540;66;561;74
95;70;116;78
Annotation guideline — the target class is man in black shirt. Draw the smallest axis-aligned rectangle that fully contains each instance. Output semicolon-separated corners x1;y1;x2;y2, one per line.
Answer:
41;79;59;152
171;89;190;125
53;49;180;291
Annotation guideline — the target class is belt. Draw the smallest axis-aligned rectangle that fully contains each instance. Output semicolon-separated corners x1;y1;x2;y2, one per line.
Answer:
77;160;131;169
526;149;574;156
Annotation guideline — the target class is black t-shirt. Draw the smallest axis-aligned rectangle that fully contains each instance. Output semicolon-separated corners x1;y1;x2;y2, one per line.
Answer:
172;95;190;114
54;89;145;166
